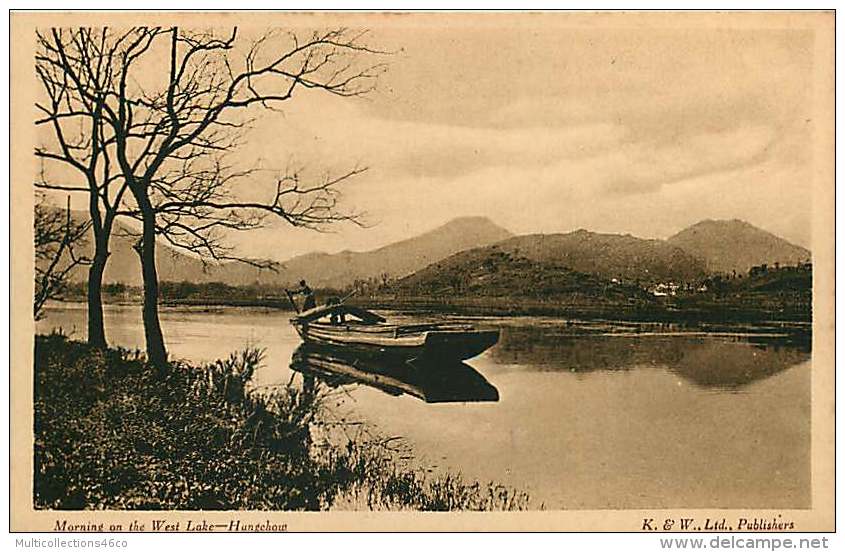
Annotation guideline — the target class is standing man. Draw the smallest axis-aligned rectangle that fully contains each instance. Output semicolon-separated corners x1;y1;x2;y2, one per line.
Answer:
289;279;317;311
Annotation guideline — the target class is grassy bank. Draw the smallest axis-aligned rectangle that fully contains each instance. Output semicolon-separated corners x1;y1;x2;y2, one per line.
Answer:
34;334;530;511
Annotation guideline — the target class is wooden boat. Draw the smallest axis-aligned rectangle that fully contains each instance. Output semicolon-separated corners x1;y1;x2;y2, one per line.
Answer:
289;303;499;361
290;345;499;403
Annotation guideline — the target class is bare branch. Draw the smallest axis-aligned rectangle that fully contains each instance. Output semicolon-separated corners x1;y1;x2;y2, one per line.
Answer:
33;195;91;319
36;24;385;307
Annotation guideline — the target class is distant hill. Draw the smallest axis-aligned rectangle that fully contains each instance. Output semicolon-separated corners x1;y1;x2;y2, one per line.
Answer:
67;215;513;289
56;211;810;296
394;247;650;303
393;229;709;301
62;217;216;286
668;219;811;274
387;225;811;321
249;216;514;289
406;230;707;287
490;230;709;283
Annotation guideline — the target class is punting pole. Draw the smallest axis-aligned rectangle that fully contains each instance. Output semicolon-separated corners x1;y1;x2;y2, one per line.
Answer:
339;289;358;304
285;289;300;314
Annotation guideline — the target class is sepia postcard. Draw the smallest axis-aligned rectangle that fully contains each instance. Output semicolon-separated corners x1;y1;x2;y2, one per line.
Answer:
9;10;835;533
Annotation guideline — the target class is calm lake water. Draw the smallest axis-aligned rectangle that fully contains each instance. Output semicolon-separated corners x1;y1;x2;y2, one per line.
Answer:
38;302;811;510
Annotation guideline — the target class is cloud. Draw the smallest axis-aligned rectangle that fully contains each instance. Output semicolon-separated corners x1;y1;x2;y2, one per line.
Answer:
220;26;813;259
245;92;628;179
228;122;810;261
600;125;779;195
247;82;790;196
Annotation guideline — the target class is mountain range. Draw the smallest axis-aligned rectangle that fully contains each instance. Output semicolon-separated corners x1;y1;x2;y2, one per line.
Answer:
64;214;810;289
70;216;513;288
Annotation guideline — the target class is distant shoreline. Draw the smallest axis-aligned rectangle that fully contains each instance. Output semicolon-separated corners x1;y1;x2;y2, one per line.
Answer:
354;297;811;325
51;294;811;326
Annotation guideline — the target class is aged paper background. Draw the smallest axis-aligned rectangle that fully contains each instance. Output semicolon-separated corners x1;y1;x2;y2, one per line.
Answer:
10;10;835;532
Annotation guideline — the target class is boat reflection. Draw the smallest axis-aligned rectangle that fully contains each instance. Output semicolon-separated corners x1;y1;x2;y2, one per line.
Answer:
290;345;499;403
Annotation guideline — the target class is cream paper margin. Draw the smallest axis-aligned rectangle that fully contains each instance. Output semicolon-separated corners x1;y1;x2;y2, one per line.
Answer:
9;10;835;532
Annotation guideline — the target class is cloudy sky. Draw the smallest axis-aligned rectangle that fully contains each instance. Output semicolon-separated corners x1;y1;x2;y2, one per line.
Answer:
229;18;815;261
43;15;818;261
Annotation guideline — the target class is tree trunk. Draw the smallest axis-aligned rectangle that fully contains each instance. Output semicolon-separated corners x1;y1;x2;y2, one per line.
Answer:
138;206;167;366
86;249;108;349
86;186;110;349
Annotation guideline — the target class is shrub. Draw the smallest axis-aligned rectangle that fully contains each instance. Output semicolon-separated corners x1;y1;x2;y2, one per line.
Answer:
33;335;530;511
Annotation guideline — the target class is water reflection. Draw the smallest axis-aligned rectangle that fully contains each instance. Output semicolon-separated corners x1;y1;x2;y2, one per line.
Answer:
38;304;811;509
290;345;499;403
491;327;811;391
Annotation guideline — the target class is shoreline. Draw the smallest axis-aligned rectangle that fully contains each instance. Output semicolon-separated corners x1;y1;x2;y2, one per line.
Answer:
53;295;812;326
354;297;811;325
33;334;531;511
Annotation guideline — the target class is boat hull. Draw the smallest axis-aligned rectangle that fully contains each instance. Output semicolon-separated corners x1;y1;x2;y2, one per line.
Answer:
292;322;500;361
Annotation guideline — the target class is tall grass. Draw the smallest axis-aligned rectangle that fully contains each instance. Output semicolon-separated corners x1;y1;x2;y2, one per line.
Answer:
33;334;530;511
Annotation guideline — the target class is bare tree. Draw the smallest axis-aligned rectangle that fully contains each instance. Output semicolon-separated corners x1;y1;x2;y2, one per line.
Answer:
116;145;366;271
35;28;129;348
36;26;385;366
34;195;91;320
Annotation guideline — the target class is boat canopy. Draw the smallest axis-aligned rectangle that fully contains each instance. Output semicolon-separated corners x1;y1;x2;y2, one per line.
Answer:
294;303;387;324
